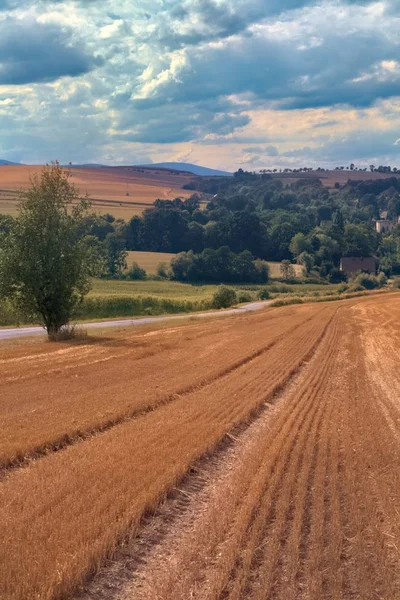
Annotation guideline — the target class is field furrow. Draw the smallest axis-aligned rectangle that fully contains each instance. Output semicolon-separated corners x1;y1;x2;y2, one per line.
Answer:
0;304;335;600
1;294;400;600
0;306;319;469
88;294;400;600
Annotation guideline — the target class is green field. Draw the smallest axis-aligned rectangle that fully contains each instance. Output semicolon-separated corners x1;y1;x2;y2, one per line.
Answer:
89;279;218;301
0;278;340;327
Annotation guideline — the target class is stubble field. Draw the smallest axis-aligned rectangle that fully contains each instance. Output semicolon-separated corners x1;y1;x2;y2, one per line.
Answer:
0;293;399;600
0;165;193;218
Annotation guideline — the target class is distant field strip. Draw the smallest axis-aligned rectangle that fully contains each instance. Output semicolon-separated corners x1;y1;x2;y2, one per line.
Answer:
0;304;335;600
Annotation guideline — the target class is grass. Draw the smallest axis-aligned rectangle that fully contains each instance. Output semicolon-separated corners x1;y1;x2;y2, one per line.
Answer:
0;278;343;327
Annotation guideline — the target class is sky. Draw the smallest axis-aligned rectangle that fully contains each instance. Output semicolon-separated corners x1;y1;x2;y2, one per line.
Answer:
0;0;399;171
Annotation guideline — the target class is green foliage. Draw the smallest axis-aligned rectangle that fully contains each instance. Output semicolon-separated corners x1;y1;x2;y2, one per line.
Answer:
280;260;296;281
258;287;270;300
170;247;269;284
101;232;127;278
343;224;377;257
328;268;347;284
211;285;237;309
126;262;147;280
0;163;96;337
297;251;314;274
237;292;252;303
156;262;169;278
74;295;209;319
289;233;312;258
352;272;386;290
392;278;400;289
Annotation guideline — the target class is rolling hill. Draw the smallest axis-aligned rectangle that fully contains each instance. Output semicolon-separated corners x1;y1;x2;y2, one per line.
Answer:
140;162;232;177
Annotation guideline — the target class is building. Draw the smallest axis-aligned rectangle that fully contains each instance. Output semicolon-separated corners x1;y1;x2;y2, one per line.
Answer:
340;256;377;277
375;219;397;234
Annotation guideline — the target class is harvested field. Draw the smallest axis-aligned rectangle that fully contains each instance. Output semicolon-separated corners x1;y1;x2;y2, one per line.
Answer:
0;294;400;600
0;165;193;218
125;251;177;273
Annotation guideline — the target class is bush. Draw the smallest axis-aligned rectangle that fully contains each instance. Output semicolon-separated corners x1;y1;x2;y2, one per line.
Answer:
211;286;237;309
237;292;252;303
156;262;169;279
126;262;147;280
377;272;388;287
392;278;400;289
271;297;304;307
258;287;270;300
337;283;349;294
352;272;385;290
328;268;347;284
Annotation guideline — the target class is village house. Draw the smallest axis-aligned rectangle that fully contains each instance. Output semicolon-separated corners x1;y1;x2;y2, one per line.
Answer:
340;256;377;277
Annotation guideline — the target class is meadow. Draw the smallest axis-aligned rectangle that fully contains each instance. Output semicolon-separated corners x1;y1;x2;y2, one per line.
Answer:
0;294;400;600
0;276;342;326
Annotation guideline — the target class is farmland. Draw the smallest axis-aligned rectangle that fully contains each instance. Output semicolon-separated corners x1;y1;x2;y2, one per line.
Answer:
0;293;400;600
125;251;303;278
0;165;193;218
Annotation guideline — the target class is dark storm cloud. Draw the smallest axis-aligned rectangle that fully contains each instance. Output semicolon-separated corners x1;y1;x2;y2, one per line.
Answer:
114;104;250;143
135;20;400;111
0;17;103;84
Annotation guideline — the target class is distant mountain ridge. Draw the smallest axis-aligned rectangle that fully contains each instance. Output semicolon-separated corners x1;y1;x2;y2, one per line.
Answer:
0;160;232;176
140;162;232;177
0;159;24;165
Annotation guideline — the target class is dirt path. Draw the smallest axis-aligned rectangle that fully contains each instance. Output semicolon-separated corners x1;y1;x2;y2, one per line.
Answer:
74;294;400;600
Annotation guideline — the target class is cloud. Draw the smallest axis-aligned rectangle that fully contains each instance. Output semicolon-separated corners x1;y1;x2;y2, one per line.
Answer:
0;17;102;84
244;145;279;156
114;103;250;143
0;0;399;168
132;3;400;112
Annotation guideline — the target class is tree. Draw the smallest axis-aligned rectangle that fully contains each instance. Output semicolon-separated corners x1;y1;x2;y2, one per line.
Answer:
211;286;237;308
297;251;314;274
280;259;296;280
0;163;95;337
289;233;312;258
102;232;127;277
333;209;345;233
343;224;377;257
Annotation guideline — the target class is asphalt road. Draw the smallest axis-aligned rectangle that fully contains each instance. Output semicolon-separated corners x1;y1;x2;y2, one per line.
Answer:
0;300;271;341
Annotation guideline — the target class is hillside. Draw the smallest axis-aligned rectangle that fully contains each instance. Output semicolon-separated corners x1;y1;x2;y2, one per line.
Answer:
141;162;232;177
0;159;24;166
0;165;194;218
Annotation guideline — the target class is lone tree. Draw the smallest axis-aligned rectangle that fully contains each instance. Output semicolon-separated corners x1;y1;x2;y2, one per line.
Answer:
280;259;296;281
0;163;96;338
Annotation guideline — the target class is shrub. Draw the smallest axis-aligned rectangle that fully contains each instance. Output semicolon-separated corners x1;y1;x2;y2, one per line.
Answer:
271;297;304;307
156;262;169;279
237;292;252;303
377;272;388;287
211;286;237;309
337;283;349;294
258;287;270;300
328;268;347;284
392;278;400;289
126;262;147;280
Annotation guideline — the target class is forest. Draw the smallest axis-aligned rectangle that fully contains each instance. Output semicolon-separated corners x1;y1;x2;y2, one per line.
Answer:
1;171;399;282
